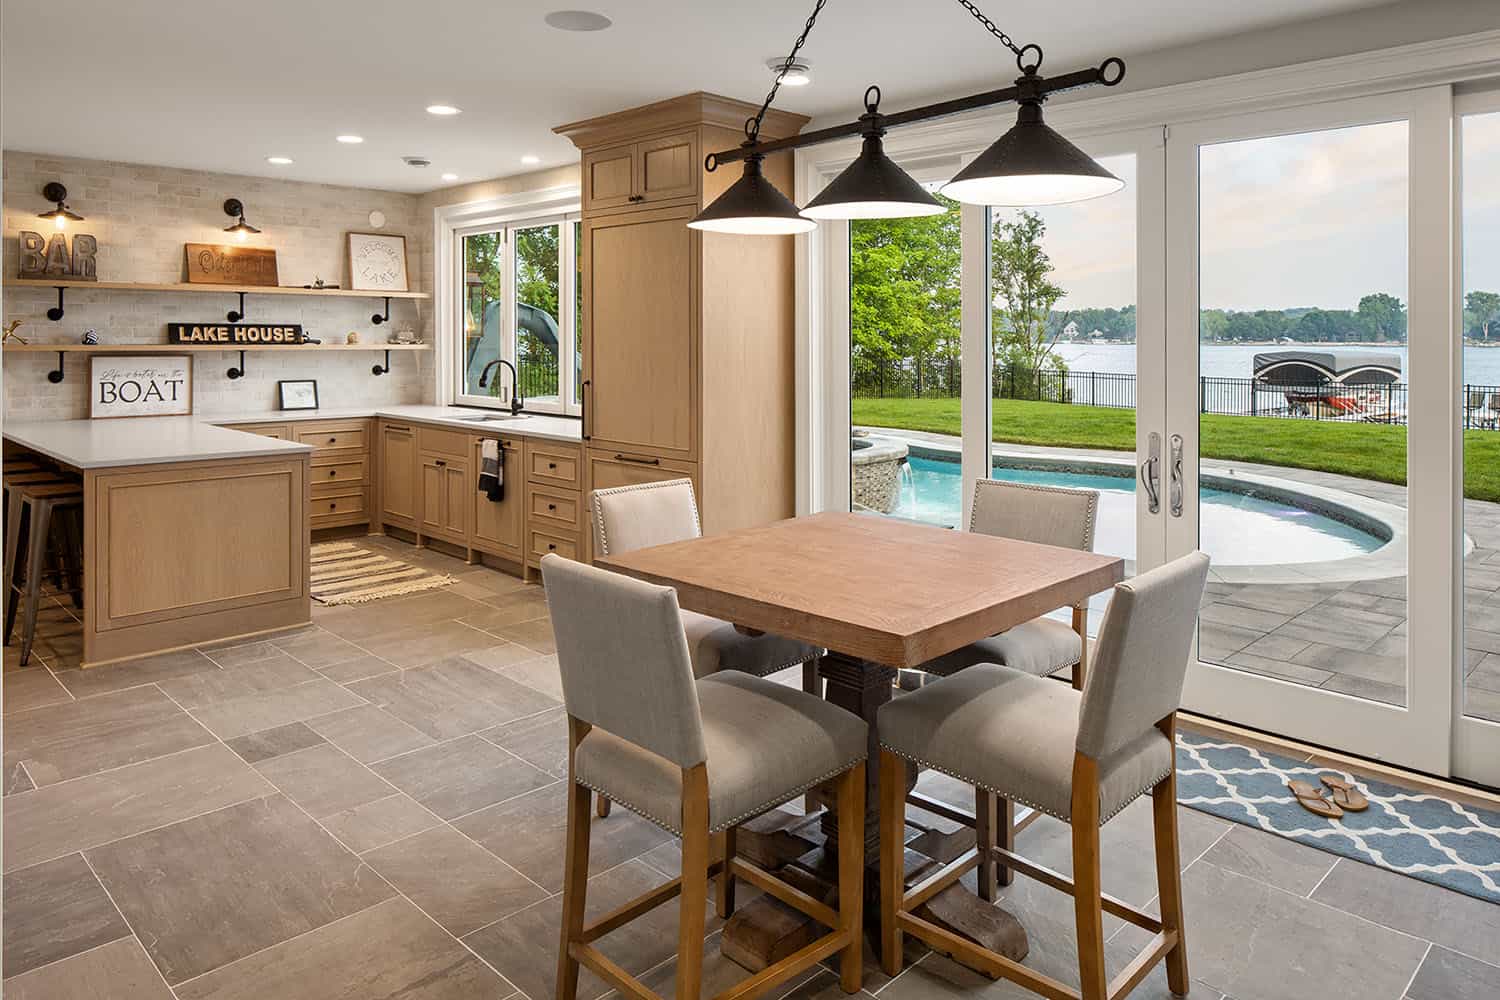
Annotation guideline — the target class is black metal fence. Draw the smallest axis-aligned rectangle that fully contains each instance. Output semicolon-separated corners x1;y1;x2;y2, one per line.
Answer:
517;353;559;399
853;362;1500;430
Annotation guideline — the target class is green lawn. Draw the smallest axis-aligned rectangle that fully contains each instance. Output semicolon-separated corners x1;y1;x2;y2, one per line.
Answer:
852;397;1500;503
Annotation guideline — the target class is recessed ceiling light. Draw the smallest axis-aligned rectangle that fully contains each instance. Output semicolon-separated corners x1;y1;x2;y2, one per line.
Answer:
441;172;459;182
426;104;462;116
768;58;811;86
265;156;294;165
336;134;364;144
544;9;612;31
521;154;541;165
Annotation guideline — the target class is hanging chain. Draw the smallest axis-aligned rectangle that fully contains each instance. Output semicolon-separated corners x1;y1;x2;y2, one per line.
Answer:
954;0;1023;58
746;0;828;143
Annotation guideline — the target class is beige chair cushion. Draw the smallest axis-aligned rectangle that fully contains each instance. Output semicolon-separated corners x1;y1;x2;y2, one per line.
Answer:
878;663;1172;824
920;617;1081;678
575;671;867;834
681;610;822;679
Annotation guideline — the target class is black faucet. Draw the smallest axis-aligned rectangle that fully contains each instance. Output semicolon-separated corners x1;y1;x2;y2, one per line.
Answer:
476;358;525;415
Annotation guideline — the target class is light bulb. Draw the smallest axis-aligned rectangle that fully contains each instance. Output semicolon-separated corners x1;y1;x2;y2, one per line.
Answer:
54;214;67;230
236;229;248;242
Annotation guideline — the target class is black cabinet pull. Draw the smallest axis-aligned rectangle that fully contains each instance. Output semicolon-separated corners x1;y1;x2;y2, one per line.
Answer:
547;543;557;551
614;453;660;466
327;437;337;443
327;469;336;477
547;462;557;470
434;459;446;468
581;379;591;441
328;502;337;510
547;503;557;511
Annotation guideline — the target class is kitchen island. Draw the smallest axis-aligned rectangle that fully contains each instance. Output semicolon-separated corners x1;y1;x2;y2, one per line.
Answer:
4;418;314;668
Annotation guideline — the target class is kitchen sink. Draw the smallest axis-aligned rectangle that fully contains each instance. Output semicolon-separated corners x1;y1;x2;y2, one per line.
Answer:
454;413;529;423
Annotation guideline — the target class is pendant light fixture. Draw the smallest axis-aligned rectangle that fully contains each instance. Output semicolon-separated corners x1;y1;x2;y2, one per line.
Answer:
222;198;261;242
37;182;84;230
800;87;945;221
696;0;1128;234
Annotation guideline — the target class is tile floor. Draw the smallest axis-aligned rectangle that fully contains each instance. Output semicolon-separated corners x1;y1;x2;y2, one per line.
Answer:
3;535;1498;999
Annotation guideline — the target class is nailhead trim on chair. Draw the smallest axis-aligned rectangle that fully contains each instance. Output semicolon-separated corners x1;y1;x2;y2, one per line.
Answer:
589;478;701;557
576;752;867;836
880;743;1172;826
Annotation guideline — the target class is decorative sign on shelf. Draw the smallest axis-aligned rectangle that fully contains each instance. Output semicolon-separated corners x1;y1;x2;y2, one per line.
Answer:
90;355;192;419
167;323;305;345
18;231;98;280
346;232;409;292
183;243;279;286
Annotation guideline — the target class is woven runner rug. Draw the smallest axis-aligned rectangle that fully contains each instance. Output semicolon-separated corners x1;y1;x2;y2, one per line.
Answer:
1176;731;1500;904
310;542;455;605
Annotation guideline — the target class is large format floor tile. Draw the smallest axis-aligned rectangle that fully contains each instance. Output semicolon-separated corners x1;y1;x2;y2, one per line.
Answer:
2;666;72;715
364;825;547;936
4;937;174;1000
304;703;436;764
1310;858;1500;964
254;742;399;818
173;896;512;1000
186;678;366;740
371;734;555;820
86;793;395;984
1405;946;1500;1000
3;852;132;979
349;657;557;741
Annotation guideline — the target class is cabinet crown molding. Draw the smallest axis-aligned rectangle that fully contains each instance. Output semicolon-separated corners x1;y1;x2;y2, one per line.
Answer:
554;91;809;151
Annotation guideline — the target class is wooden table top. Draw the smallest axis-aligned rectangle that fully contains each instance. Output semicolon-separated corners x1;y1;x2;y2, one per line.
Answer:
595;512;1124;667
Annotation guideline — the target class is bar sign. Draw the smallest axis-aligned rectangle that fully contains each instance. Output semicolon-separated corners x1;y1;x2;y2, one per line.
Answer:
167;323;305;345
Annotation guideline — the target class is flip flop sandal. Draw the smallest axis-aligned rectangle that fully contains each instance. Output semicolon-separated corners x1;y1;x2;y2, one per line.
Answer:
1319;775;1369;812
1288;780;1344;819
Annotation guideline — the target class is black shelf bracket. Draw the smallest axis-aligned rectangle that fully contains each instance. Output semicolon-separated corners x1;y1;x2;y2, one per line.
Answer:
227;291;247;323
371;296;391;325
47;351;66;383
371;349;392;376
46;286;65;322
226;350;246;380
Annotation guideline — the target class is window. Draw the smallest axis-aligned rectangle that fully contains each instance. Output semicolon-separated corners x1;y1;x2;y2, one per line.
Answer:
455;212;580;413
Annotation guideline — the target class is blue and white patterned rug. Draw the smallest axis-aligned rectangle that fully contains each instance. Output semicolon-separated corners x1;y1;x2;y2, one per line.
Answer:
1176;732;1500;904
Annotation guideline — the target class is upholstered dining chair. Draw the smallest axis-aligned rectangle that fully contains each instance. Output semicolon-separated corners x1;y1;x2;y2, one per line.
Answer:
591;478;825;817
542;555;868;1000
878;551;1210;1000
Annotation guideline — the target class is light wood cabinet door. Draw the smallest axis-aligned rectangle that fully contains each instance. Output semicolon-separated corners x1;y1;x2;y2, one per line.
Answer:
380;422;417;527
471;437;523;557
583;205;697;459
635;131;699;204
419;453;469;542
583;143;635;212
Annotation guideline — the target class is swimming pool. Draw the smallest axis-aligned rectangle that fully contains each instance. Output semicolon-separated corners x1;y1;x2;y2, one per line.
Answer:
888;454;1386;566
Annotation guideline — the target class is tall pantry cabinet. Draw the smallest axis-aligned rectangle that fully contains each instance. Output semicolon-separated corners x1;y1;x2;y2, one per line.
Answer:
555;93;808;556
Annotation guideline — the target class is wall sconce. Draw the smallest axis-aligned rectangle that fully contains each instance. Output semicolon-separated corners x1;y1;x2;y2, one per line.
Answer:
37;182;84;230
222;198;261;242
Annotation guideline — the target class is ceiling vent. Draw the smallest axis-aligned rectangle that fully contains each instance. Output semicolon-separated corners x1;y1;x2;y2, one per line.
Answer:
402;155;431;168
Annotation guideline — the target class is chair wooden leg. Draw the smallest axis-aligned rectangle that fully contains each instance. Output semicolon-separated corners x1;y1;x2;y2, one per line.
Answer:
879;750;906;978
975;789;998;901
557;720;594;1000
717;824;738;919
675;763;711;1000
998;796;1015;888
1154;717;1190;996
596;794;611;818
1071;754;1108;1000
837;762;866;994
1071;606;1089;691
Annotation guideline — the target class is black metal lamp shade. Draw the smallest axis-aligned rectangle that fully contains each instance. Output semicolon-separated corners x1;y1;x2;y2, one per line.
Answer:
942;102;1122;206
801;133;945;220
222;197;261;238
38;182;83;227
688;155;816;235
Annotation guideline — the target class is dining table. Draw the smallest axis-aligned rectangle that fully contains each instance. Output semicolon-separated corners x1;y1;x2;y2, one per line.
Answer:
596;511;1124;970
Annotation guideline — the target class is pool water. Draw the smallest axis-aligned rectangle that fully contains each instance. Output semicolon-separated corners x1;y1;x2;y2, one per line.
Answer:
889;455;1384;566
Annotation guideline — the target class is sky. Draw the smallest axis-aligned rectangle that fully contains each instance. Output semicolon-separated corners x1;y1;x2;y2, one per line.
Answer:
983;110;1500;314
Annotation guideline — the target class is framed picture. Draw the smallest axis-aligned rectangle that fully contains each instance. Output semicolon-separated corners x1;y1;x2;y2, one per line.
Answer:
89;355;192;419
346;232;409;292
278;379;319;411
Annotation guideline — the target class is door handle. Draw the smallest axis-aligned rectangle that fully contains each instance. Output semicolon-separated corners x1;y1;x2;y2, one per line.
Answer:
1169;433;1184;518
1140;432;1161;515
615;453;660;466
581;379;591;440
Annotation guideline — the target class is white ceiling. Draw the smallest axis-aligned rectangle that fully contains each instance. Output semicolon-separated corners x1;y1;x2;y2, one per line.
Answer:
2;0;1393;193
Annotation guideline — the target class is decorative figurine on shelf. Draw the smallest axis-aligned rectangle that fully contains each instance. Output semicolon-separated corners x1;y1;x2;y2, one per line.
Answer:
302;276;341;290
346;331;360;344
3;320;27;345
81;328;99;345
390;325;419;345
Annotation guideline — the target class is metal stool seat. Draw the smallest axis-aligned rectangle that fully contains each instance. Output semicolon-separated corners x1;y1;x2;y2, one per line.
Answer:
4;479;84;665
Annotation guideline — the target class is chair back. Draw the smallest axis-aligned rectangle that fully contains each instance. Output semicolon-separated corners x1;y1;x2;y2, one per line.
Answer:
1075;551;1210;761
540;554;707;768
591;478;701;557
1488;392;1500;411
970;478;1099;610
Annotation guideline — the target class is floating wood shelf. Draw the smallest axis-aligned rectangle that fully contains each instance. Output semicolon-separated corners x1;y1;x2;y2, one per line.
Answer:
5;279;430;300
2;343;429;353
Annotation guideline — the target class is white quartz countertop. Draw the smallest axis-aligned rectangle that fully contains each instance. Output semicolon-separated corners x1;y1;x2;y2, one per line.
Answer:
4;405;582;470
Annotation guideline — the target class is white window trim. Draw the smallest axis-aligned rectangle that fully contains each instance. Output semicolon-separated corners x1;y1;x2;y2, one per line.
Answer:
432;186;581;411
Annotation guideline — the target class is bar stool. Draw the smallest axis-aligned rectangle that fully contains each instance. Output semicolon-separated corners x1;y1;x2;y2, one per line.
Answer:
3;466;81;606
878;552;1210;1000
541;554;868;1000
5;479;85;665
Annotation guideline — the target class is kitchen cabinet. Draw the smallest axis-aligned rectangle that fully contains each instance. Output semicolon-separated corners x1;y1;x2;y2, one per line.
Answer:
470;435;523;560
581;130;698;214
420;452;469;543
379;421;418;529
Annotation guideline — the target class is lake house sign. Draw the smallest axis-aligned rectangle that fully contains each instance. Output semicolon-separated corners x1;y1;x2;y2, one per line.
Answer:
167;323;305;345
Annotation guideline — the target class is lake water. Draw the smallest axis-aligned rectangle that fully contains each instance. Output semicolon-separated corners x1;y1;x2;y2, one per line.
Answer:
1053;343;1500;386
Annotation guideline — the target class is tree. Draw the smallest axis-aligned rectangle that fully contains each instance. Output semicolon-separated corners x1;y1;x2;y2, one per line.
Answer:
991;210;1066;373
1467;291;1500;342
1357;292;1406;342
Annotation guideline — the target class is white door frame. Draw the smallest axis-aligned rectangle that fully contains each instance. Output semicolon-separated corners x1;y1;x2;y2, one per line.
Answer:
1166;88;1456;775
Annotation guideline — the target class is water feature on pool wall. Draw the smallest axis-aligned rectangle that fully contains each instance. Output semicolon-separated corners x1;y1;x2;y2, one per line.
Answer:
851;433;910;514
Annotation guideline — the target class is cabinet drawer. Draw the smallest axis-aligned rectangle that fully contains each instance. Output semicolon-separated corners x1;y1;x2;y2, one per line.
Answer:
527;486;580;530
295;423;367;453
418;426;469;458
222;422;289;440
312;460;366;487
312;491;366;519
529;528;579;563
527;442;581;488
